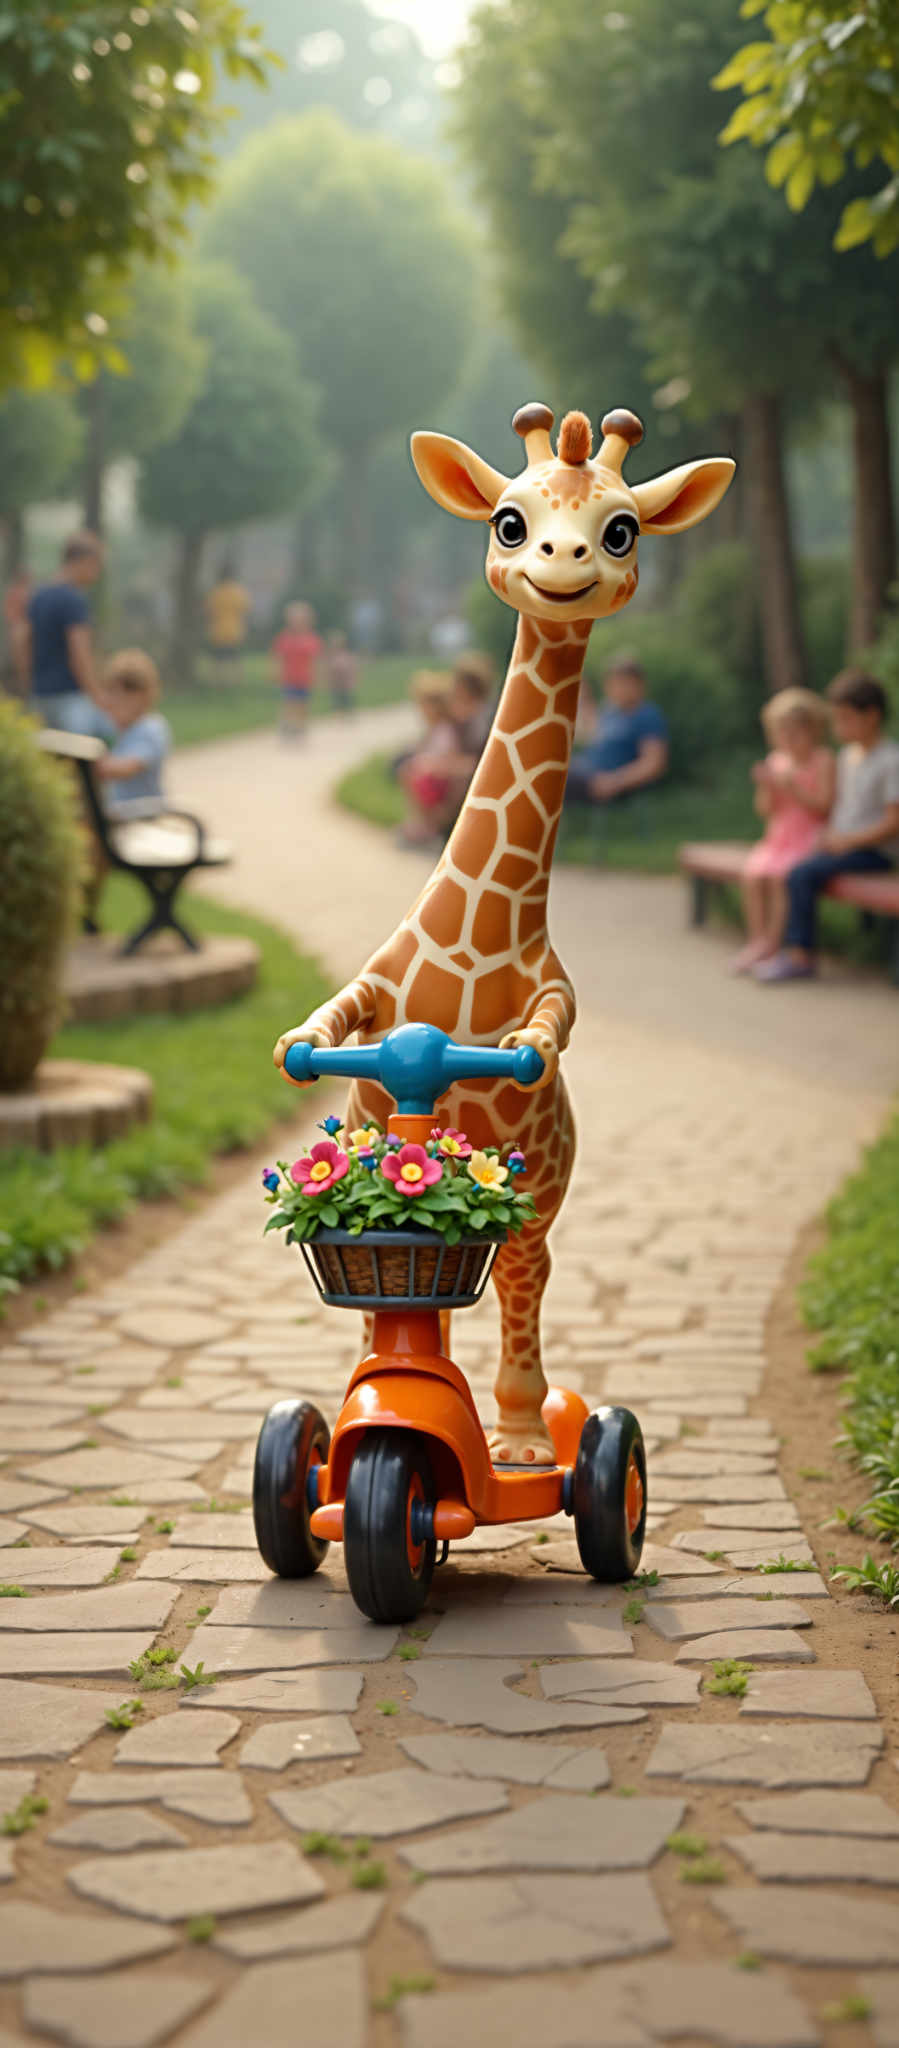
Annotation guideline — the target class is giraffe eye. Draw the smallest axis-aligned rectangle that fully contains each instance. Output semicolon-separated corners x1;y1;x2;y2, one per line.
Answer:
492;504;528;549
601;513;638;558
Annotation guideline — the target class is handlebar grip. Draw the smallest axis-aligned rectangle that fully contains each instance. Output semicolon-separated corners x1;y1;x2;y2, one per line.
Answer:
512;1045;545;1088
282;1025;546;1102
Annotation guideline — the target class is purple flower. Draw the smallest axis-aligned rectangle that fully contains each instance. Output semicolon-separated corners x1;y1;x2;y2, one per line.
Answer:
508;1151;527;1175
261;1168;280;1193
319;1115;343;1136
385;1133;403;1150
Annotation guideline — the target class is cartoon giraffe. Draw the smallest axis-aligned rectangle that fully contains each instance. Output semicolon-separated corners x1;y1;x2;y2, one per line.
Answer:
275;402;734;1464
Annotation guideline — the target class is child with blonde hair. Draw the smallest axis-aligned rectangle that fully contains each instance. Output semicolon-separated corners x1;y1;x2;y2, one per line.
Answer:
94;649;171;815
734;687;834;972
397;670;458;847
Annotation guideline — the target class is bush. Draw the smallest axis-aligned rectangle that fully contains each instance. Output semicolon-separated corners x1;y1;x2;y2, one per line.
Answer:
800;555;851;691
867;607;899;728
0;702;83;1090
464;576;517;674
676;542;762;716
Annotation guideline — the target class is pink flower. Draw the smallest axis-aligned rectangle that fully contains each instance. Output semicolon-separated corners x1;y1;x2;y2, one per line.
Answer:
290;1140;350;1197
432;1126;472;1160
381;1143;443;1198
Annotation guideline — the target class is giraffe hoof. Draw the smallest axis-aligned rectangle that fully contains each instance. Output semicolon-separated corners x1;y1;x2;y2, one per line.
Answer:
488;1423;556;1468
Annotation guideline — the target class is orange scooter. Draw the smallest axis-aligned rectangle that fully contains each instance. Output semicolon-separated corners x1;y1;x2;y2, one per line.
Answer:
253;1024;646;1623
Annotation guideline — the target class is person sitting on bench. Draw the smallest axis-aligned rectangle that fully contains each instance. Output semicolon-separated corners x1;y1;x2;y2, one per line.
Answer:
756;669;899;984
565;653;669;805
93;648;171;816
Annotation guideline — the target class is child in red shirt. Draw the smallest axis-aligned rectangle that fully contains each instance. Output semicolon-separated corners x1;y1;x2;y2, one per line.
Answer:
271;601;322;740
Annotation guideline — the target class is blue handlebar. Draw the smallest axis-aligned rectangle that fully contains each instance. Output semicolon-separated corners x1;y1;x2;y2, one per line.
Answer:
283;1021;544;1114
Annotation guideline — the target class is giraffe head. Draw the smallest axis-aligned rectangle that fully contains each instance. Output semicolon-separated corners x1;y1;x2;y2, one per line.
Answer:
412;402;734;625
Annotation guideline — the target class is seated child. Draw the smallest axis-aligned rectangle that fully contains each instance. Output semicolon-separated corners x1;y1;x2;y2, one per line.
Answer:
271;601;322;740
325;630;358;713
397;670;457;847
733;686;834;973
94;649;171;815
756;669;899;983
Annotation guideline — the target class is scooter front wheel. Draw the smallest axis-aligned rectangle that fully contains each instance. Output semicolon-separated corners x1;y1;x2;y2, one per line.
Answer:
253;1399;330;1578
344;1429;437;1623
572;1405;646;1582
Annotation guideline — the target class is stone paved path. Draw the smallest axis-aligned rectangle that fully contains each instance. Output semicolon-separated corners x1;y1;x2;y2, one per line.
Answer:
2;712;898;2046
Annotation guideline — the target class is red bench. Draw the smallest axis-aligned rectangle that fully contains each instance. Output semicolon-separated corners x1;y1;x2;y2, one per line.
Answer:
679;841;899;984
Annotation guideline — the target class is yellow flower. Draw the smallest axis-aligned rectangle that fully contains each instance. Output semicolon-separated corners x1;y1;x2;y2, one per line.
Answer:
467;1150;509;1192
348;1126;380;1150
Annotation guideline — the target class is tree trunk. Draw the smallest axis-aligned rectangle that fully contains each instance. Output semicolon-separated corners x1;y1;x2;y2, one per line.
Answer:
83;376;106;534
3;510;24;579
170;532;205;685
838;361;897;656
741;391;807;696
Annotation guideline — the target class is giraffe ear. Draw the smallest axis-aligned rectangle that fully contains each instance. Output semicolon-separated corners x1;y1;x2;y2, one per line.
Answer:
632;457;735;535
411;432;509;522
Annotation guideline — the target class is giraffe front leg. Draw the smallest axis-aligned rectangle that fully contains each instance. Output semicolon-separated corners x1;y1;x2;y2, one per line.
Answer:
487;1233;556;1466
273;976;376;1089
499;981;575;1091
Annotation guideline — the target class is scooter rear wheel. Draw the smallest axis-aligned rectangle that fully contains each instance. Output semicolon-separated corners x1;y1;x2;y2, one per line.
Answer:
253;1399;330;1578
572;1405;646;1582
344;1429;437;1623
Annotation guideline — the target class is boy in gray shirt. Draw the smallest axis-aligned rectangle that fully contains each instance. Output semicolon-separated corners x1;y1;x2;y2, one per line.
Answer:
757;670;899;982
94;649;170;814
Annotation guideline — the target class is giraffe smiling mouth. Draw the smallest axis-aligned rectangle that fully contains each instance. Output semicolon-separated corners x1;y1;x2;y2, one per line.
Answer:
524;575;599;604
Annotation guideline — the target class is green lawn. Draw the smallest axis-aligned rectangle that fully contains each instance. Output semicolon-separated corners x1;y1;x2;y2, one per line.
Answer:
166;653;419;749
0;876;326;1300
802;1112;899;1606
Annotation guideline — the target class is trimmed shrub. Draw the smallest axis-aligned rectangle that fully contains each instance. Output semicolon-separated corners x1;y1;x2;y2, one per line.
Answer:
676;541;762;712
0;701;83;1089
800;555;851;690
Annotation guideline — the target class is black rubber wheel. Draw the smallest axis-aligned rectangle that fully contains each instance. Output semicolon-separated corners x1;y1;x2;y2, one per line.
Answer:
572;1405;647;1582
344;1429;437;1623
253;1399;330;1578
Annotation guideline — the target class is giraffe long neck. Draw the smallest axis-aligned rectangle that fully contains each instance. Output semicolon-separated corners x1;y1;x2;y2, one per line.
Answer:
440;613;592;921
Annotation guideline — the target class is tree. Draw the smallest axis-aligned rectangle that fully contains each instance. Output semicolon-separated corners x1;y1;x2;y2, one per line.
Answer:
0;387;84;576
201;112;475;590
0;2;271;387
80;266;207;531
716;1;899;257
216;0;443;154
139;264;322;677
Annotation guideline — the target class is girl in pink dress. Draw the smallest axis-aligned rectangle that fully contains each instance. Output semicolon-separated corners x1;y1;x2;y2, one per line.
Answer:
733;689;835;972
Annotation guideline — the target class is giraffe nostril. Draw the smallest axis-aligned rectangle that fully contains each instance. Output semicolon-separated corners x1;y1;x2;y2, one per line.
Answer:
573;545;588;560
539;542;554;556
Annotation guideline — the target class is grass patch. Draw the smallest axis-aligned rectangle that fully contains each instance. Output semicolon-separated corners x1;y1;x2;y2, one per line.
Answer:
667;1831;708;1859
186;1915;217;1943
104;1700;144;1730
373;1974;435;2012
166;652;419;749
680;1856;728;1884
352;1859;387;1890
621;1597;645;1625
2;1794;48;1835
758;1555;807;1573
704;1658;753;1698
802;1109;899;1593
0;878;327;1299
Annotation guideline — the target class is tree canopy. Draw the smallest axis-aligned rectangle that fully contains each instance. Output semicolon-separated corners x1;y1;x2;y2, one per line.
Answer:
0;2;271;387
0;387;84;534
716;0;899;257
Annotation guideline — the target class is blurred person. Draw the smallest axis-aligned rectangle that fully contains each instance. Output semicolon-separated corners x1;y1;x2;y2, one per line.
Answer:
732;688;834;973
564;653;669;805
20;531;105;733
756;670;899;983
325;629;358;713
449;652;494;762
204;561;251;678
271;600;322;740
397;669;458;847
83;648;171;932
2;564;31;694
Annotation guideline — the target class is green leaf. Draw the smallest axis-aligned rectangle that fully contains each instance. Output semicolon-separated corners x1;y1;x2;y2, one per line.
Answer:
765;132;804;188
834;195;875;248
785;158;816;211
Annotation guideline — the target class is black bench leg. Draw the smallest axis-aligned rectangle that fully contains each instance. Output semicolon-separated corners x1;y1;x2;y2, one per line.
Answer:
689;875;709;928
119;872;201;956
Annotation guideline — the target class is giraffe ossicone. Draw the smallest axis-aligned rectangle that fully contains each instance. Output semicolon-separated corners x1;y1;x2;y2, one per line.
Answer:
275;402;734;1465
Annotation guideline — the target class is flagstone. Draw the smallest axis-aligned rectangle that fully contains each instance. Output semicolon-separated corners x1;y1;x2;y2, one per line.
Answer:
183;1670;363;1715
399;1733;610;1789
103;1408;252;1442
656;1574;826;1601
645;1598;811;1641
0;1679;124;1759
540;1659;699;1709
400;1792;685;1876
214;1892;383;1961
23;1450;207;1488
169;1513;257;1549
69;1839;324;1921
185;1620;394;1672
646;1721;882;1787
711;1885;899;1965
735;1791;899;1836
702;1503;800;1529
0;1521;27;1547
0;1548;117;1587
114;1709;241;1767
23;1506;143;1544
113;1308;235;1348
728;1830;899;1885
402;1871;669;1972
741;1668;877;1719
0;1585;176;1632
641;1476;786;1503
108;1479;209;1506
241;1715;360;1770
272;1764;508;1838
49;1809;188;1853
69;1770;252;1827
196;1581;355;1628
136;1548;269;1582
0;1770;35;1809
0;1631;158;1677
424;1605;631;1659
23;1969;213;2048
860;1972;899;2048
408;1658;643;1735
0;1480;63;1513
178;1951;367;2048
0;1900;174;1978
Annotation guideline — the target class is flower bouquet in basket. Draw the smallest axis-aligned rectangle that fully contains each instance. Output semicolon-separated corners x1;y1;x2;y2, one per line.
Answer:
261;1117;537;1307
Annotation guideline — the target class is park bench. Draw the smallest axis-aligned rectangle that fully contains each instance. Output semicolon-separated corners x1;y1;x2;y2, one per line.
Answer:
679;840;899;985
38;728;231;957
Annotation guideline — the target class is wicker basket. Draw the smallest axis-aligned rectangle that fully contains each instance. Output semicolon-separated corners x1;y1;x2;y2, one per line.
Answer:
297;1227;504;1309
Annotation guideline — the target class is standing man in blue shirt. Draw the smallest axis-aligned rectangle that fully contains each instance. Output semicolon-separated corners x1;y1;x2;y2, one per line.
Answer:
566;654;669;805
18;531;106;734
